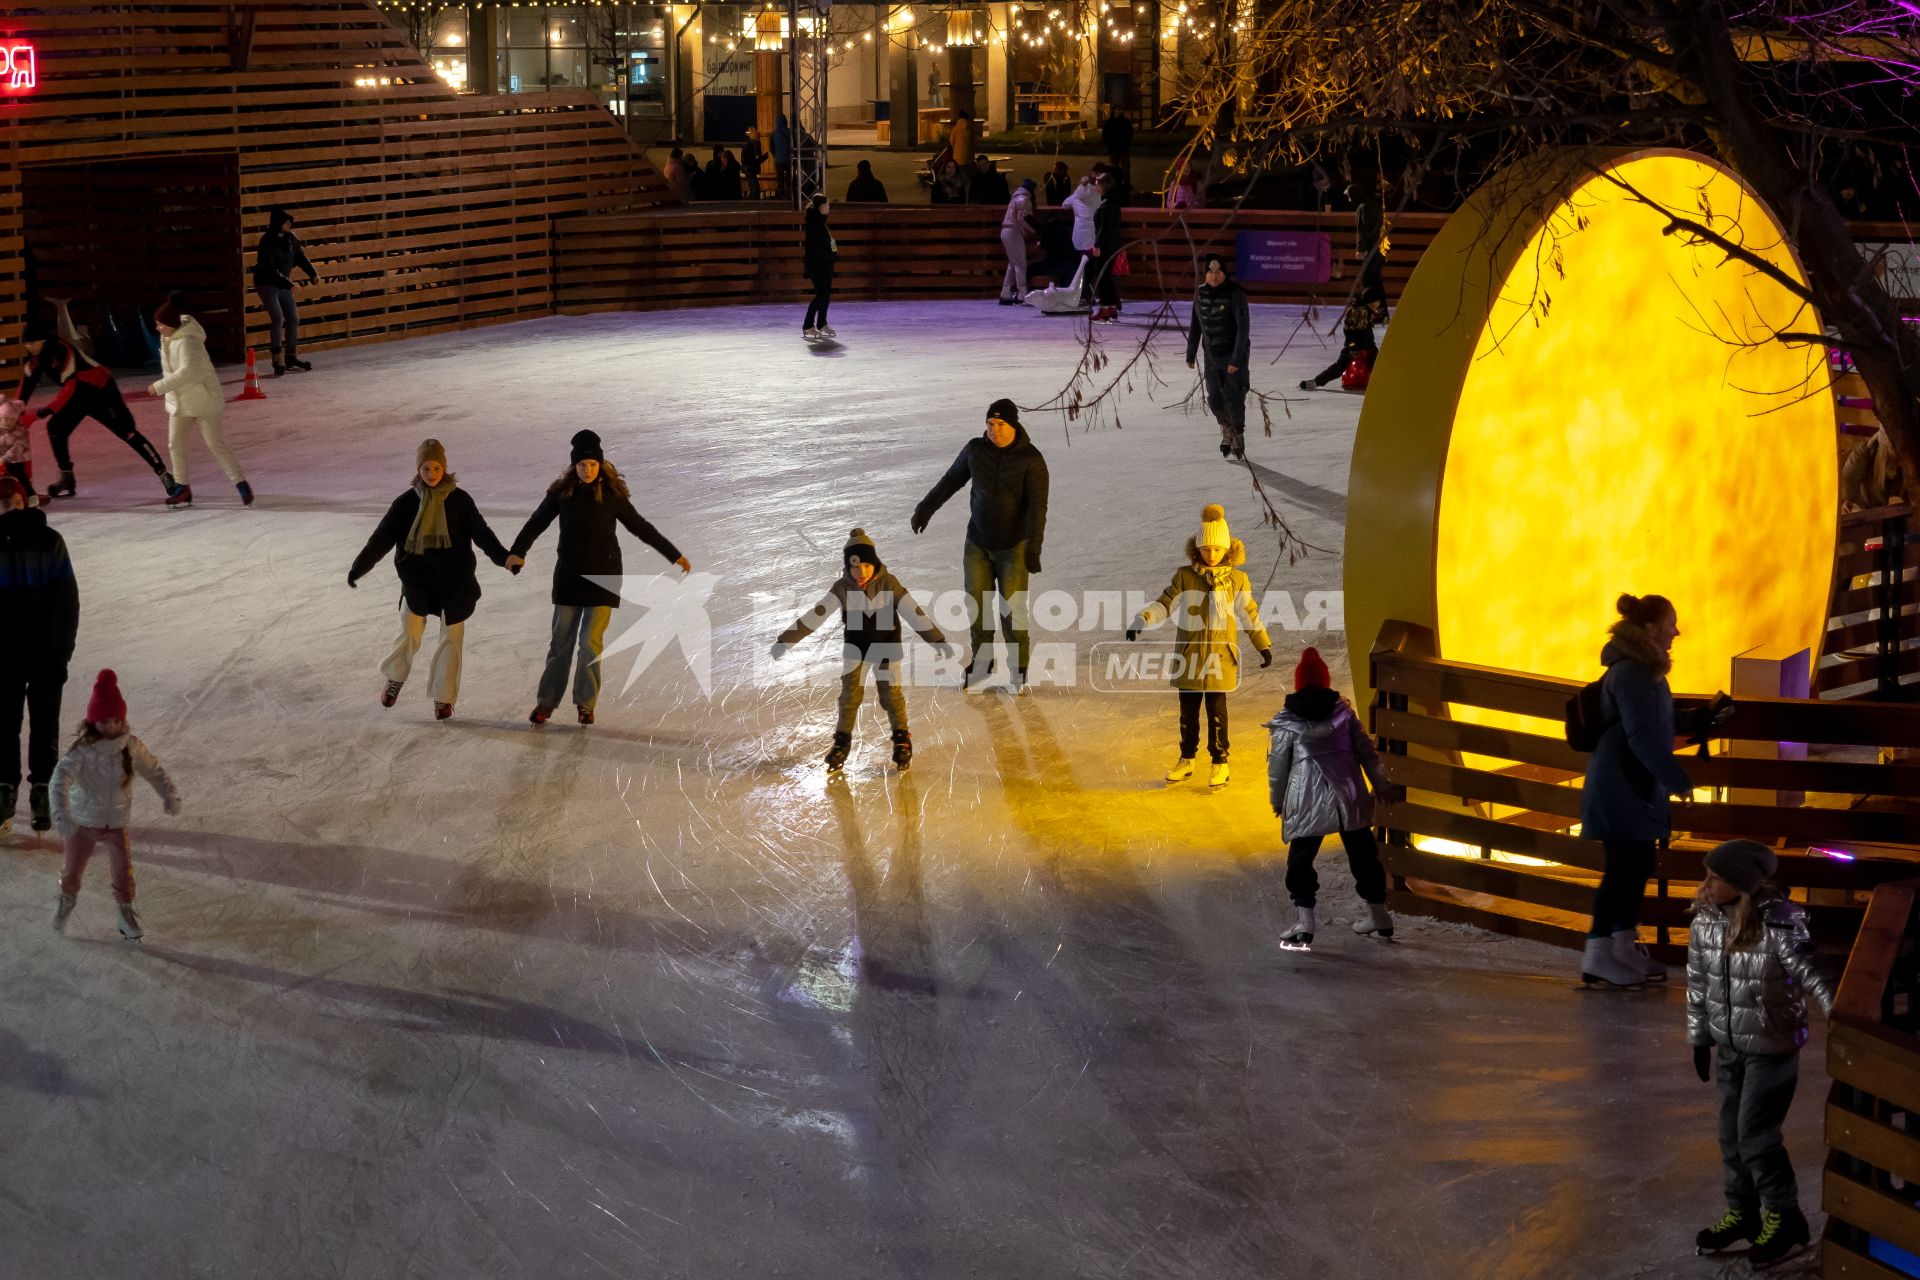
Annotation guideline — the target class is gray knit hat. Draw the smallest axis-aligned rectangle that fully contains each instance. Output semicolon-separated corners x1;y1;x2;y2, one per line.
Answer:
1704;840;1778;895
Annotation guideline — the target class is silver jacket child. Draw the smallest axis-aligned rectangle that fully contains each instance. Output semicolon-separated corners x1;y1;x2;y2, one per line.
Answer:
1686;893;1834;1056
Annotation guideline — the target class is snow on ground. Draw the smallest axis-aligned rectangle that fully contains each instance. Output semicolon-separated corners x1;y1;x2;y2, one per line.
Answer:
1;302;1824;1278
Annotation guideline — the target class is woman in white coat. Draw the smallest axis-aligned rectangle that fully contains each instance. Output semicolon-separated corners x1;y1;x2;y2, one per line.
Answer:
1061;174;1103;302
147;292;251;509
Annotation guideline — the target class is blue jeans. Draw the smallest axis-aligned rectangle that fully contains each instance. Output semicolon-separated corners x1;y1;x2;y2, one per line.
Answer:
538;605;612;709
256;285;298;353
961;540;1030;674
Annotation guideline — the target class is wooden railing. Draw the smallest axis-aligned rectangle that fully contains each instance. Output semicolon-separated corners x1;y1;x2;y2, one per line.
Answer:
1368;621;1920;959
1823;505;1920;702
1824;877;1920;1278
553;206;1448;314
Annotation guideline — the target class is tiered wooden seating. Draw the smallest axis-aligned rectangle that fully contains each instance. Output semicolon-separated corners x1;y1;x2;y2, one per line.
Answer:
0;0;671;366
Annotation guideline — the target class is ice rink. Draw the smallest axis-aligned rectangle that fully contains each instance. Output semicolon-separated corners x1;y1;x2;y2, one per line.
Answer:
0;302;1824;1278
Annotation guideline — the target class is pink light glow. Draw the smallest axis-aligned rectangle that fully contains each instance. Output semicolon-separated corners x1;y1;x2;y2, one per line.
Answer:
1810;846;1857;861
1;42;35;92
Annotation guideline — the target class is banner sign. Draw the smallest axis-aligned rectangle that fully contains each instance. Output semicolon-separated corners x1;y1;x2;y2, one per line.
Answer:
2;43;36;92
1235;230;1331;284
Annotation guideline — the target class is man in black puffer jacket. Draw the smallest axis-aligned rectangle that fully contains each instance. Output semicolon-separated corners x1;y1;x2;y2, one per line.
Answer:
1185;252;1252;461
0;476;79;835
911;398;1049;692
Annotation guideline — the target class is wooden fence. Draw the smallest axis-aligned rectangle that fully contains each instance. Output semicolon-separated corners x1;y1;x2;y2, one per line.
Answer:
1823;505;1920;702
1368;621;1920;959
553;206;1449;314
1824;877;1920;1277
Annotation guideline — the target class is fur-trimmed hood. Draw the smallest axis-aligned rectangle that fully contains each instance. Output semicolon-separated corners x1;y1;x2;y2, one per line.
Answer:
1183;535;1247;570
1601;620;1671;676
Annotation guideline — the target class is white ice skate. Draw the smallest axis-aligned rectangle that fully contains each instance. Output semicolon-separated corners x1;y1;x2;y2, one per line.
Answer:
1279;907;1317;951
1352;903;1395;939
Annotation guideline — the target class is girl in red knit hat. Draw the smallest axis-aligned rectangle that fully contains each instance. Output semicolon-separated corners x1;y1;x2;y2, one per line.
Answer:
47;669;180;940
1264;646;1399;949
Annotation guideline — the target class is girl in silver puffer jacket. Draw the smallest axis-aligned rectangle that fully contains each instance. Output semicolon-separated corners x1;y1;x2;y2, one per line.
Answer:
1686;840;1834;1268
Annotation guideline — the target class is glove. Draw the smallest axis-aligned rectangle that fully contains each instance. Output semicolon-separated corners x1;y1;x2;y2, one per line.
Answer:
935;640;958;658
346;573;358;589
1258;648;1273;668
909;514;928;535
1026;553;1042;574
770;641;790;660
1693;1045;1712;1083
1125;626;1140;642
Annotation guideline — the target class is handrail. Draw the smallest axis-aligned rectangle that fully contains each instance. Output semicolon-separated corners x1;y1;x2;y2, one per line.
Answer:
1823;878;1920;1277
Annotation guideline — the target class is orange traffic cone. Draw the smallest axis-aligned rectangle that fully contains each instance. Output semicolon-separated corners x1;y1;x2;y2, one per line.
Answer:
234;347;269;401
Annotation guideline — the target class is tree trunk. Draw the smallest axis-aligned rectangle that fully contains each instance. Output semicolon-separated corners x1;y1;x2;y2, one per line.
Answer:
1668;1;1920;484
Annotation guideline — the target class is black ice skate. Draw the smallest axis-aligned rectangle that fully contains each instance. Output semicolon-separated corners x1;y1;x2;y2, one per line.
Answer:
165;485;193;508
891;730;912;770
237;481;255;506
962;659;995;693
286;349;312;372
529;704;553;725
1746;1207;1809;1268
576;705;595;726
1694;1206;1758;1255
823;732;852;771
29;783;51;832
45;471;77;499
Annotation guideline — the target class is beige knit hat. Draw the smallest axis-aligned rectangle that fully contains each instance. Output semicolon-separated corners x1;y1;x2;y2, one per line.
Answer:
1197;503;1231;552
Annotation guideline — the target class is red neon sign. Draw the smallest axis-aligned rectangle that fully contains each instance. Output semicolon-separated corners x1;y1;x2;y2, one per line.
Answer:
2;43;36;93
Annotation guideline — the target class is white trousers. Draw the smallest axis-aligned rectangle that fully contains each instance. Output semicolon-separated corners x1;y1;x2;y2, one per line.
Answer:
380;605;464;703
167;407;245;486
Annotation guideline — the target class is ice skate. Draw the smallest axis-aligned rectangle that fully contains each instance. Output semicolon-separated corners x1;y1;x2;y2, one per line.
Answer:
891;730;912;770
1208;761;1230;788
45;470;76;499
576;705;595;726
1694;1206;1758;1254
962;658;995;693
116;903;144;941
29;783;51;833
823;731;852;772
286;350;312;372
1353;903;1395;938
1611;931;1667;982
1164;756;1195;782
237;480;254;506
1578;937;1646;989
270;350;286;376
529;704;553;726
818;325;836;338
381;680;403;708
162;472;182;498
1298;379;1316;391
1280;907;1317;951
1008;667;1029;697
1746;1207;1809;1268
434;702;454;721
53;892;75;933
803;327;820;340
165;485;194;508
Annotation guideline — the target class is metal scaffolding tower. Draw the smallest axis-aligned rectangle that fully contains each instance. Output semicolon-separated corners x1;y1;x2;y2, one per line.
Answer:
788;0;830;207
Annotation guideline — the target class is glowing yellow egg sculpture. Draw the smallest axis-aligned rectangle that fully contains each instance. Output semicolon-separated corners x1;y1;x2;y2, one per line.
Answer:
1345;150;1836;725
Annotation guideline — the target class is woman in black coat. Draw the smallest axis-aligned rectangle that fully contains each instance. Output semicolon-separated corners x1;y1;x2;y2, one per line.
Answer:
802;195;837;339
506;430;692;725
347;438;511;720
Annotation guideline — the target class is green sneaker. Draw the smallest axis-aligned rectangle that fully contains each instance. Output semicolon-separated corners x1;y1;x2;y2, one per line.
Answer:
1695;1205;1757;1253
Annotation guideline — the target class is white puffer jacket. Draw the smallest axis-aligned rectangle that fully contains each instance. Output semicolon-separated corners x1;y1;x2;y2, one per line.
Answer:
50;733;180;833
1062;180;1102;251
150;315;224;419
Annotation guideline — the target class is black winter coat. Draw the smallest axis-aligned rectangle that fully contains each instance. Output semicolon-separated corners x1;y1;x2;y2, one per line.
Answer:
509;477;683;608
349;485;510;625
1186;280;1250;368
0;507;79;667
804;215;837;279
912;424;1050;564
1092;195;1124;253
252;229;317;290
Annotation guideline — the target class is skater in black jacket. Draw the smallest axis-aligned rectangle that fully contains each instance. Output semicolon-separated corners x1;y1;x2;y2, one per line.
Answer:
1302;287;1385;389
506;430;691;726
0;475;79;838
911;398;1049;692
802;195;837;339
1185;252;1252;460
347;439;514;720
15;316;179;501
773;528;951;771
252;207;320;375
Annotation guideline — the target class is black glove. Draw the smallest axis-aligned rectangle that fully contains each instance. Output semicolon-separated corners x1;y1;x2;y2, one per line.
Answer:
1258;648;1272;668
347;573;358;589
909;514;927;535
1125;626;1139;642
1693;1045;1712;1083
1026;553;1041;574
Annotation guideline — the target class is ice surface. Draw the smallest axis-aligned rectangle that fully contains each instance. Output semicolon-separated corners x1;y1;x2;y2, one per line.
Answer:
0;302;1825;1278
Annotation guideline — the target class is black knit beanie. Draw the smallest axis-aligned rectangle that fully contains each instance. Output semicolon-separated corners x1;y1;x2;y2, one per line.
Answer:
1705;840;1778;896
1202;252;1229;275
843;527;878;570
986;398;1021;428
570;430;605;465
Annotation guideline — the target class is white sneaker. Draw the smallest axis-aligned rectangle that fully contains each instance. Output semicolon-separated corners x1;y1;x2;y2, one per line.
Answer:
1208;761;1230;788
1353;903;1395;937
1165;757;1195;782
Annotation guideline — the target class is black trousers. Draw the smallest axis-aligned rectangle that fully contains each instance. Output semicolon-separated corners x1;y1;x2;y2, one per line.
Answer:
1716;1048;1801;1211
1286;828;1388;907
1177;690;1228;762
803;267;833;329
0;661;67;788
1313;341;1377;387
1588;838;1658;937
1203;358;1249;439
46;380;170;480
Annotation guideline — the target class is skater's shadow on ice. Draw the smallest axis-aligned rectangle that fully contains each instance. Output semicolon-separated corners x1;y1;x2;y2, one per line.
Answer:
0;1024;102;1098
1241;459;1346;525
139;827;747;958
142;946;695;1060
805;339;846;357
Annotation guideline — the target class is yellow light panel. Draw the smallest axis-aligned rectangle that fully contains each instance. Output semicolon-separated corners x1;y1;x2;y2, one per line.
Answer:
1346;151;1835;731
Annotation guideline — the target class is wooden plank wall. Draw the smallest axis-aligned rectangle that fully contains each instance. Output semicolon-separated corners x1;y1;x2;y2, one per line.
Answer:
0;0;672;368
554;206;1448;313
